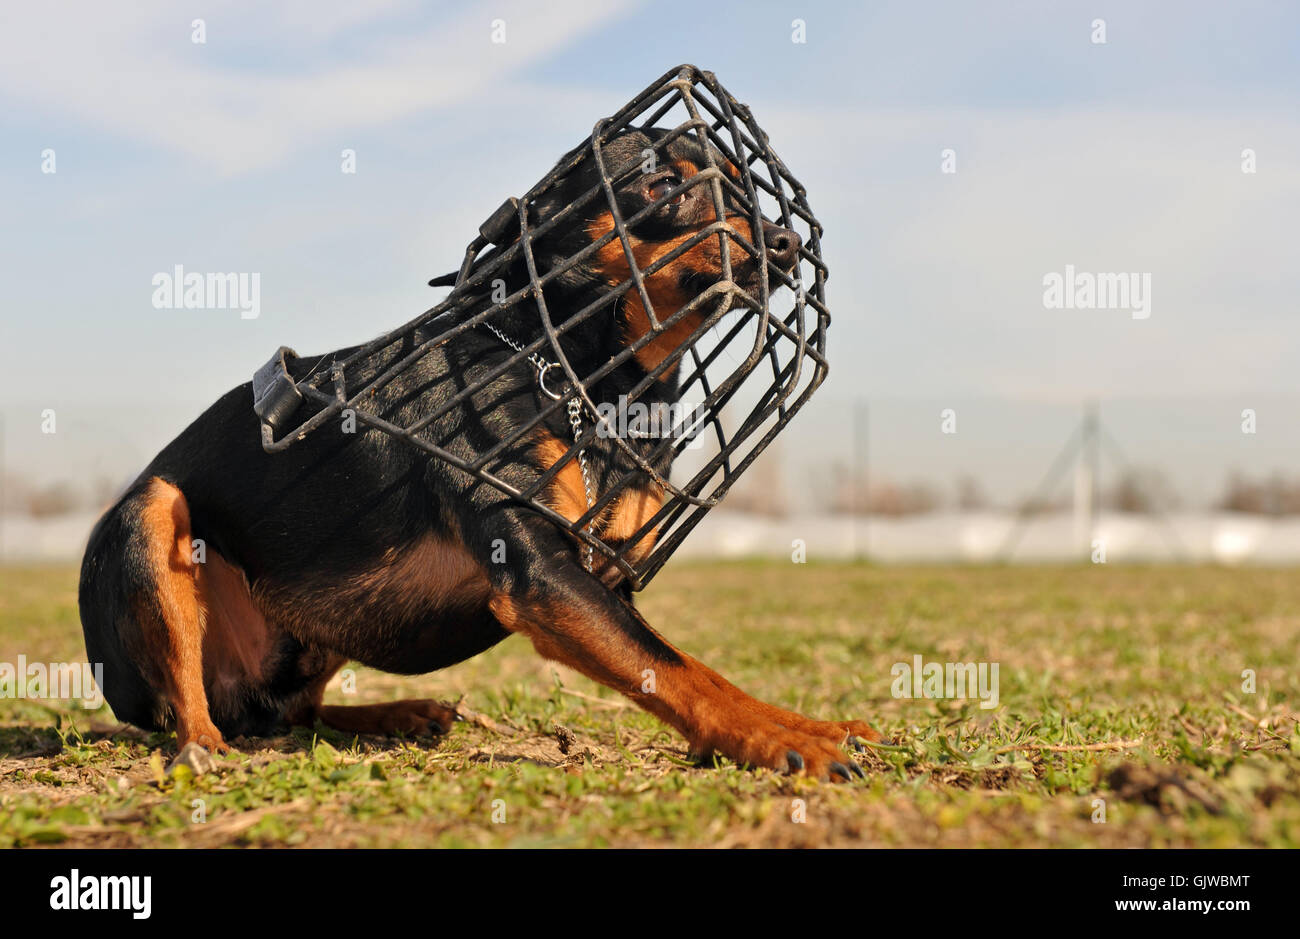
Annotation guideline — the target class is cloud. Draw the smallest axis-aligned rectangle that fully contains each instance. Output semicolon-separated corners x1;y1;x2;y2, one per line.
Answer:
0;0;639;174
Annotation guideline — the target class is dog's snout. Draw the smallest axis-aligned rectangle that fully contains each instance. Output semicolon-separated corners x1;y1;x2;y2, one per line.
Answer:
762;223;801;271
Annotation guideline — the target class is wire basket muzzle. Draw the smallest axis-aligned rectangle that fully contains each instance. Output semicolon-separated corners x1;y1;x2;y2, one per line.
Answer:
257;65;830;591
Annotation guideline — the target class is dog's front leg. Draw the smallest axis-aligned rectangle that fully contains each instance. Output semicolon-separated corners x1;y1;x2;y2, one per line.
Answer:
487;558;870;781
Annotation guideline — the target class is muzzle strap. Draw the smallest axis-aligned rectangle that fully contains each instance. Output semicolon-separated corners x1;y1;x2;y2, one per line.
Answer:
252;346;304;447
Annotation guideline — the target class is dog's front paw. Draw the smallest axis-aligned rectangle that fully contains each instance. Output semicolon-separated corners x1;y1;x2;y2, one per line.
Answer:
691;720;866;782
178;722;229;754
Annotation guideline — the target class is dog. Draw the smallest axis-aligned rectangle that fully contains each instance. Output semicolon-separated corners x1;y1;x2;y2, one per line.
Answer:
79;127;881;781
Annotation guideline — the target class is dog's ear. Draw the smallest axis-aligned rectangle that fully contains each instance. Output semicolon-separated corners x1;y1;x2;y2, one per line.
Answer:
428;132;660;290
529;130;659;221
529;141;596;223
601;130;656;178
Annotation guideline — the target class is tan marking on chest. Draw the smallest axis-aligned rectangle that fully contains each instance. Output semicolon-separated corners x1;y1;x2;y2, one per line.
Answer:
535;430;666;584
601;484;663;556
534;432;594;525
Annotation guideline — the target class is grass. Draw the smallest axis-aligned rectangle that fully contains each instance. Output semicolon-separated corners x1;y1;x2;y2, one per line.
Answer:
0;561;1296;848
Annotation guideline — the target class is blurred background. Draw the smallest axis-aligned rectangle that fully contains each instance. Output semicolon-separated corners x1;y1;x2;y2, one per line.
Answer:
3;0;1298;564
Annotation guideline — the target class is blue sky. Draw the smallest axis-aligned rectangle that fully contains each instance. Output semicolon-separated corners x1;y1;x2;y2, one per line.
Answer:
3;0;1298;504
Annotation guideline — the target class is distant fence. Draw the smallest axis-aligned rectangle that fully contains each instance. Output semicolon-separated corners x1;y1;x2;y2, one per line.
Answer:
2;395;1298;564
6;508;1300;565
670;510;1300;564
769;395;1300;515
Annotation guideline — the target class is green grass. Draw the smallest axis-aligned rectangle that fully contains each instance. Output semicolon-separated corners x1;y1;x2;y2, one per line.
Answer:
0;561;1297;847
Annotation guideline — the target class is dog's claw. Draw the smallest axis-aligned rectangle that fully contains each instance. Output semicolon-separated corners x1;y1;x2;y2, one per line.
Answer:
785;750;804;773
829;761;854;781
848;761;866;779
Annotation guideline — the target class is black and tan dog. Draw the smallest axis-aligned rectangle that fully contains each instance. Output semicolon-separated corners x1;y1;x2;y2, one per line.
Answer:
79;129;881;780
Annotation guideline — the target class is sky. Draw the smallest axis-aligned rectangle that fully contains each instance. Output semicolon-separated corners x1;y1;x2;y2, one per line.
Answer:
2;0;1298;507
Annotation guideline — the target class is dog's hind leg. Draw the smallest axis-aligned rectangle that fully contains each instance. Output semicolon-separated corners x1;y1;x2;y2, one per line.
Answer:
120;477;228;752
282;655;460;738
315;701;460;736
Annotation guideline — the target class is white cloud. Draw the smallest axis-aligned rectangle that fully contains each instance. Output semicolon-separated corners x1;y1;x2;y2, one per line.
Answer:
0;0;639;174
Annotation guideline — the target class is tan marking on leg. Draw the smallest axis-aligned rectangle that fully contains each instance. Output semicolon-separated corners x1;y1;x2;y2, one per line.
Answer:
534;432;600;526
592;484;663;586
136;477;227;752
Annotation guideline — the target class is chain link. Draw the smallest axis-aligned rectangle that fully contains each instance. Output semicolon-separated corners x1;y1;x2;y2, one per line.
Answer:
479;321;553;384
568;396;596;572
480;321;596;572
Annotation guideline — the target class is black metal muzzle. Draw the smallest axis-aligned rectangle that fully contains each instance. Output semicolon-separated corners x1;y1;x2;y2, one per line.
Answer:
254;65;831;590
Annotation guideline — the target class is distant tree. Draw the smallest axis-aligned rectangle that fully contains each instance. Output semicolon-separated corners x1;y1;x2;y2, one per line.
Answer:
1011;493;1071;516
724;443;788;517
1103;468;1180;513
1;473;110;517
1217;472;1300;515
827;461;866;514
822;463;943;516
955;476;989;511
25;483;81;518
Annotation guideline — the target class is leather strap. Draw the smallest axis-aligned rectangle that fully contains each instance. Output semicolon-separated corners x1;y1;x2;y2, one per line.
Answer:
252;346;303;445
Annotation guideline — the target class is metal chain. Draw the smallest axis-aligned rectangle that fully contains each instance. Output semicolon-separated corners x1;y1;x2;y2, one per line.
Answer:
568;396;596;572
479;321;596;572
478;320;563;398
483;302;679;500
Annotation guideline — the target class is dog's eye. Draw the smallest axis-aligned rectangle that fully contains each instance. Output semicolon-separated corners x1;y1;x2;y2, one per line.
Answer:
647;176;686;206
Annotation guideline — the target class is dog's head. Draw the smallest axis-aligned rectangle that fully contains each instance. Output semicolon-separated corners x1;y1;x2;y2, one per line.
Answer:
439;128;802;378
531;128;801;375
315;68;828;591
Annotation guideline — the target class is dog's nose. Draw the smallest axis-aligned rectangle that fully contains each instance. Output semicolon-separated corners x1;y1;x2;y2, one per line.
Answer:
762;222;802;271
